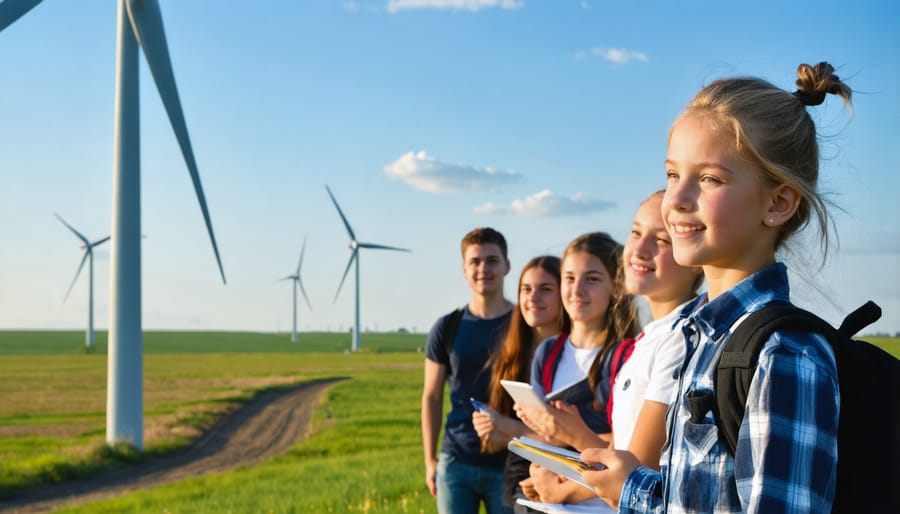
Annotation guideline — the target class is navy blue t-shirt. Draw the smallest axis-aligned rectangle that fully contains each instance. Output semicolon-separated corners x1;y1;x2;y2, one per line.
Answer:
426;306;511;468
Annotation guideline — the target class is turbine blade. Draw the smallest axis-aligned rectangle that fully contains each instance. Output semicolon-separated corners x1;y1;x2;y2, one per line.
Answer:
333;248;357;303
0;0;42;32
358;242;412;252
125;0;226;284
64;251;89;302
91;235;111;248
325;185;356;241
54;213;89;246
296;234;307;275
297;278;312;311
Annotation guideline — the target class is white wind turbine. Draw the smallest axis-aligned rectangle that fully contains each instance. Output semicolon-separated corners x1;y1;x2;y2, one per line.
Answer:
281;236;312;343
326;185;410;352
1;0;226;449
56;213;110;350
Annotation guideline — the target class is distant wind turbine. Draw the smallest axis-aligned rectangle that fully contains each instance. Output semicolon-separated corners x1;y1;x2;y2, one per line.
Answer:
326;185;410;352
56;213;110;349
281;235;312;343
1;0;226;449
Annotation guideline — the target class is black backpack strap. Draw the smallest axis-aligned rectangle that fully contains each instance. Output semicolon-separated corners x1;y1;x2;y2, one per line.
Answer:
441;307;465;355
714;301;838;455
837;300;881;337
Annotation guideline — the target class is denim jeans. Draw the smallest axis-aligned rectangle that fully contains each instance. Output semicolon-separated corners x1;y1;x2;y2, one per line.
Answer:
436;453;512;514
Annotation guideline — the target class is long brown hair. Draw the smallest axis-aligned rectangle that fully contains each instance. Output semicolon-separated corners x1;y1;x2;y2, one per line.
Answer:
482;256;569;452
563;232;641;393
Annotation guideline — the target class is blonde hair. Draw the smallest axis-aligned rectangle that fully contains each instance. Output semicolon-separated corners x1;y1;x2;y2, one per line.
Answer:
674;62;852;262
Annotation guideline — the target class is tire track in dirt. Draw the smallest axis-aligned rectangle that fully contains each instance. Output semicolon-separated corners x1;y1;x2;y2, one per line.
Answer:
0;377;345;513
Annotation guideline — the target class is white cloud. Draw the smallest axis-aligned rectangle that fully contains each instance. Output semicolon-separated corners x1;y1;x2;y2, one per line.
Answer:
574;47;649;65
473;189;615;217
580;1;591;10
386;0;524;13
384;150;522;193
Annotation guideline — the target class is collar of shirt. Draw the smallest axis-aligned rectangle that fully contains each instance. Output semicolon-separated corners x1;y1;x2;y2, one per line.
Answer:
687;263;791;343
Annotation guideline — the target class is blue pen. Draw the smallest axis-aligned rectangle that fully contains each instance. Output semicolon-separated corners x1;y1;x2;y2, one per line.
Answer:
470;397;488;412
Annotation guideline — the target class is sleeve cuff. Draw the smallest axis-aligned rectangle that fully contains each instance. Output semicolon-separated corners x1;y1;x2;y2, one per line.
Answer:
618;466;663;514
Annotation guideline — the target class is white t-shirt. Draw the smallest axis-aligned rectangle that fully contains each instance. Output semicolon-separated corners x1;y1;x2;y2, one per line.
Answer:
553;338;599;389
611;300;691;450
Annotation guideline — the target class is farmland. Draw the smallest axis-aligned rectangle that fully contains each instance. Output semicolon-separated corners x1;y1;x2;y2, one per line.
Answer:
1;330;897;513
0;330;433;513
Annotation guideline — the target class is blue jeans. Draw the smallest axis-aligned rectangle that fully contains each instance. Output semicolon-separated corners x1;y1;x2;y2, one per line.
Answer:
437;453;512;514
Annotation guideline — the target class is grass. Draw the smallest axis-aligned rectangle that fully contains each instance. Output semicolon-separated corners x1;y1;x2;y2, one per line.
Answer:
1;331;897;512
53;367;435;513
0;335;429;507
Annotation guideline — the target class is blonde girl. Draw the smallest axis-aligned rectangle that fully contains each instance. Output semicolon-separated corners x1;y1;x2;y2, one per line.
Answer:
582;62;852;513
520;193;703;506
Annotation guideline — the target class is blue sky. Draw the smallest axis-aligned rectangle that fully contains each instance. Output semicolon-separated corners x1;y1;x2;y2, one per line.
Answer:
1;0;897;337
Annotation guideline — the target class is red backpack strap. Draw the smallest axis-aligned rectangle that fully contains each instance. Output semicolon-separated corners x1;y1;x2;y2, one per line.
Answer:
606;333;641;426
541;332;569;393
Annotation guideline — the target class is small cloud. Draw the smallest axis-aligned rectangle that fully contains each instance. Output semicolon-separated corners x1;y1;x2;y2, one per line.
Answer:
580;1;591;10
343;1;380;11
384;150;522;193
386;0;524;13
574;47;649;65
473;201;504;215
473;189;615;217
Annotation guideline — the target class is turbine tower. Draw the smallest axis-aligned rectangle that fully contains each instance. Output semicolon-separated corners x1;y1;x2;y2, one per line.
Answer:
56;213;110;349
1;0;226;449
281;235;312;343
326;185;410;352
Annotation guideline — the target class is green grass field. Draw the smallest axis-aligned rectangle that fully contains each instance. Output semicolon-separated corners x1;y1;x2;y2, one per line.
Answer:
1;330;898;513
0;330;438;513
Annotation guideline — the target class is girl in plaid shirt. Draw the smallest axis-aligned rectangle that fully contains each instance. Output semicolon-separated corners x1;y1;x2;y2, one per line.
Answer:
580;62;853;513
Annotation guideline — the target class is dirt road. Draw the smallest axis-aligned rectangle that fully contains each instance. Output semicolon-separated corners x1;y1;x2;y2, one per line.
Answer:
0;378;343;513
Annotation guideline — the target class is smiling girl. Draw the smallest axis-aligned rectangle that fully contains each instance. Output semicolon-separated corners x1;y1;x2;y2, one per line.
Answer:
581;62;853;513
514;195;703;509
473;255;570;511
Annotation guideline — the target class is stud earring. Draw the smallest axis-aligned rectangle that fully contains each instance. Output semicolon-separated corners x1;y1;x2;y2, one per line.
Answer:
768;218;775;225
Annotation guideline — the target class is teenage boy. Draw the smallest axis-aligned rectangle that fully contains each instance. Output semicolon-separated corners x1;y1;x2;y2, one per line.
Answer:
422;227;515;514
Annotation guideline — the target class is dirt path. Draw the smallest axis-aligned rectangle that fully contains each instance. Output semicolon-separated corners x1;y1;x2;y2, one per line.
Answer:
0;378;344;513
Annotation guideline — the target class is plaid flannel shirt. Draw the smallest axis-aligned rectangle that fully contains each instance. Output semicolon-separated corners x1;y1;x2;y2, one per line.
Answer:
619;263;839;514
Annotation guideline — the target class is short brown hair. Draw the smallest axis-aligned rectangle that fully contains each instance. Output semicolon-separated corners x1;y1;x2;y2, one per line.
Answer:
461;227;508;260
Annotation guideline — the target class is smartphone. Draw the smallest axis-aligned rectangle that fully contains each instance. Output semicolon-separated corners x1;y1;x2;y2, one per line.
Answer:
470;397;489;412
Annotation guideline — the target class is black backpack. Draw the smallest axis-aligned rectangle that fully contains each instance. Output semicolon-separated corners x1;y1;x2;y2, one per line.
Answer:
714;300;900;513
438;307;465;352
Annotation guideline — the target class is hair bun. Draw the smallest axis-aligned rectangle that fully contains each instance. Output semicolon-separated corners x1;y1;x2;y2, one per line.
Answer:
794;62;850;106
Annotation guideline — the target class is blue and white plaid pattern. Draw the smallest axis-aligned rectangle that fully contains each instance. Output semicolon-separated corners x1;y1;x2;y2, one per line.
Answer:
618;263;839;513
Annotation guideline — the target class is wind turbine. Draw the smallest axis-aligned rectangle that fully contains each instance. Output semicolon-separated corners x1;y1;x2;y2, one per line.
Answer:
326;185;410;352
1;0;226;449
281;235;312;343
56;213;110;349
